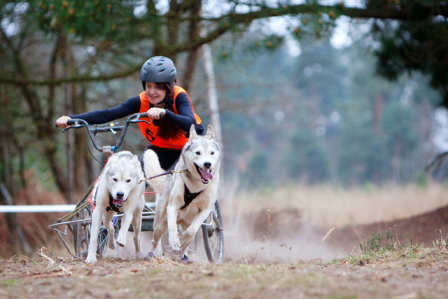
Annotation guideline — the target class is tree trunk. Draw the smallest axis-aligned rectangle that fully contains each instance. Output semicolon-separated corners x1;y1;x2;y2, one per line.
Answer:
202;35;223;151
182;0;202;90
0;27;70;197
64;36;75;203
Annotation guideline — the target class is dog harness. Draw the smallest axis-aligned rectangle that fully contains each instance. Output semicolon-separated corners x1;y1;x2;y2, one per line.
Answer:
180;184;203;210
138;86;202;149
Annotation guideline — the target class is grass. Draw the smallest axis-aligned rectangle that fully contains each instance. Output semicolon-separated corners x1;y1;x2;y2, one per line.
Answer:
0;279;17;287
326;228;448;269
229;182;448;228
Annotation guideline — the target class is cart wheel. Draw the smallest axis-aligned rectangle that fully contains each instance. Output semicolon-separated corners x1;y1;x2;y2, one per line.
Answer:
73;206;111;258
202;201;224;263
73;206;91;258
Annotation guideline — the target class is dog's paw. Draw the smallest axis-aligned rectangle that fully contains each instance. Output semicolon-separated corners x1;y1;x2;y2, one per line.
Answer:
116;235;126;247
135;251;146;259
180;254;191;264
108;239;116;250
169;235;181;252
85;255;97;264
145;251;156;261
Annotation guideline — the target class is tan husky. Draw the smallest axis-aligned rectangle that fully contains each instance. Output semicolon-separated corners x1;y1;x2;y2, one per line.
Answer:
148;125;220;262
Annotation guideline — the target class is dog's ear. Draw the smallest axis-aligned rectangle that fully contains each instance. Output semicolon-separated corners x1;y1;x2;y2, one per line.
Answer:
108;154;118;164
204;124;215;140
130;155;139;166
189;124;198;140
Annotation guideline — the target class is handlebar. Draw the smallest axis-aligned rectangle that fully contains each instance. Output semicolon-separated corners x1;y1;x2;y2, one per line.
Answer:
60;113;149;152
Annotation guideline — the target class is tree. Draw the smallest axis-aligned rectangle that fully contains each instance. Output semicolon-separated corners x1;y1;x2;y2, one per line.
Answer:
1;0;448;196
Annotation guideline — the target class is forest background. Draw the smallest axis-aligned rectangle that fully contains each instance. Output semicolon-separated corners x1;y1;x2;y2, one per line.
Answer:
1;0;448;255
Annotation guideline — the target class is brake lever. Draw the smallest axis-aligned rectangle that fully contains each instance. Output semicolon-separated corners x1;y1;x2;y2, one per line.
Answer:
62;125;84;133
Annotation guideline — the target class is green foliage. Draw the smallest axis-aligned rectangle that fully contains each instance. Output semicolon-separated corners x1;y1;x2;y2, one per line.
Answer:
31;0;138;42
381;101;418;159
243;152;271;188
295;38;347;115
374;19;448;107
360;230;397;254
287;129;330;184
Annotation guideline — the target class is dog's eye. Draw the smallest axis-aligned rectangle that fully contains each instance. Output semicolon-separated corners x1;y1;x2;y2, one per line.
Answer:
211;151;214;155
126;179;131;183
195;151;201;155
113;178;118;182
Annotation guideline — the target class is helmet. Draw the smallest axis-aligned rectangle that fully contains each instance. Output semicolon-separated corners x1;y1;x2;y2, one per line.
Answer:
140;56;177;89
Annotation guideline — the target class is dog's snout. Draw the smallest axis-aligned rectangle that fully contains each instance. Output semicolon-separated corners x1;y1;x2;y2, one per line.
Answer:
204;162;212;169
116;191;124;198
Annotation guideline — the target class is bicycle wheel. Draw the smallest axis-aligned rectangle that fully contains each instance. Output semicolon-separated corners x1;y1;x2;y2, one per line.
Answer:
73;205;111;258
73;206;91;258
202;201;224;263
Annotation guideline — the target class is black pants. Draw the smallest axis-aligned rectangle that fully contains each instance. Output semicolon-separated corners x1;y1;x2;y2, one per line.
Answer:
140;144;181;172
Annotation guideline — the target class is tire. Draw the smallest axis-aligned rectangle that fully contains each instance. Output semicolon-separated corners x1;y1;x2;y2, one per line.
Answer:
73;205;112;258
202;201;224;263
73;206;91;258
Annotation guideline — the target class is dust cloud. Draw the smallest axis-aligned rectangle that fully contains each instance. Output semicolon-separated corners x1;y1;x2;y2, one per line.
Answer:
104;182;348;263
221;200;347;264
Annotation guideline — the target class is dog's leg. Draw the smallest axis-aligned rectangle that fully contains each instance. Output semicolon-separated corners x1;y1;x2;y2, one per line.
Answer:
149;210;168;256
132;200;144;259
116;213;132;247
167;205;181;252
179;209;212;258
85;208;102;264
104;211;115;251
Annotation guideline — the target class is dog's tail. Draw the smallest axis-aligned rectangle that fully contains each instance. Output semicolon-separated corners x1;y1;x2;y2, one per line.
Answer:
141;149;167;194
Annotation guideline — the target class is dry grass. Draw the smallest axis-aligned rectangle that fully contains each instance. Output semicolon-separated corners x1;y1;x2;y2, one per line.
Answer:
231;182;448;228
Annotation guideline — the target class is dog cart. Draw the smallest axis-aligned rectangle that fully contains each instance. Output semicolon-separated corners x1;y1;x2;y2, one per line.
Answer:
49;113;224;263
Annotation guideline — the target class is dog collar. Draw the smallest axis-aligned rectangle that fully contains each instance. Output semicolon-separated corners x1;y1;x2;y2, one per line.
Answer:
106;194;121;212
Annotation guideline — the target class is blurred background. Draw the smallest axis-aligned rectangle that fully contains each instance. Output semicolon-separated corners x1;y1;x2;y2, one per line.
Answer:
1;0;448;259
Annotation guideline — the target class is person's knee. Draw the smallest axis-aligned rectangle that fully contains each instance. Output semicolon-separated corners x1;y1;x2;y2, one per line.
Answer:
142;149;163;174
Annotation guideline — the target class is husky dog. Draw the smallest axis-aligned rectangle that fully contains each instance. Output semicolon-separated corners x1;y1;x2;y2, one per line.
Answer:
148;125;220;261
85;151;146;264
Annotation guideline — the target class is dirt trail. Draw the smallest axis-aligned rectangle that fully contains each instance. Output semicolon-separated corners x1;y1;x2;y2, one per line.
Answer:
1;252;448;299
3;195;448;298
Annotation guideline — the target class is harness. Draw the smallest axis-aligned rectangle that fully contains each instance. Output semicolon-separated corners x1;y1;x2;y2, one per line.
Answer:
139;168;205;210
180;184;203;210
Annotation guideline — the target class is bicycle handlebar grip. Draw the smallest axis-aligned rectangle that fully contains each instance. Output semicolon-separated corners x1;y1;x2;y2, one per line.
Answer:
67;119;76;125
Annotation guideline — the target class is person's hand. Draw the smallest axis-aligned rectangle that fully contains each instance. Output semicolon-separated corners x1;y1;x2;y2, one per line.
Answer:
146;108;166;120
55;116;72;128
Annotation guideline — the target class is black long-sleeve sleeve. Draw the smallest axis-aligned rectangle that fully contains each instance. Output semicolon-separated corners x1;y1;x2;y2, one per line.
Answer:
69;93;204;134
165;93;204;134
69;96;141;124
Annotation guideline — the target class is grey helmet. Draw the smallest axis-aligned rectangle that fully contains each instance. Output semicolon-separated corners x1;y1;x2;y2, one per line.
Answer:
140;56;177;90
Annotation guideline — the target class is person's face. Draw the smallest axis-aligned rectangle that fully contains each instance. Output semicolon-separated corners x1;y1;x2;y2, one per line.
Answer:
145;82;166;105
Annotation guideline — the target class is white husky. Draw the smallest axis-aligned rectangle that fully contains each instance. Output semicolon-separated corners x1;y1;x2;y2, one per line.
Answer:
85;151;145;264
148;125;221;262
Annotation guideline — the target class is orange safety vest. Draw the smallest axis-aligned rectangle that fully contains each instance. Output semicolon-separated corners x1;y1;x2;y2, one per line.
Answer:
138;86;202;149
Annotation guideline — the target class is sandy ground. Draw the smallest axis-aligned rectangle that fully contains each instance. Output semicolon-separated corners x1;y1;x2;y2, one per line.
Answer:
1;250;448;299
3;184;448;298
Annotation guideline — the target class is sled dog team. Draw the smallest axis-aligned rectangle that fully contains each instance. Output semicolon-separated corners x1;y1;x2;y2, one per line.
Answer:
85;125;221;264
55;55;220;264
